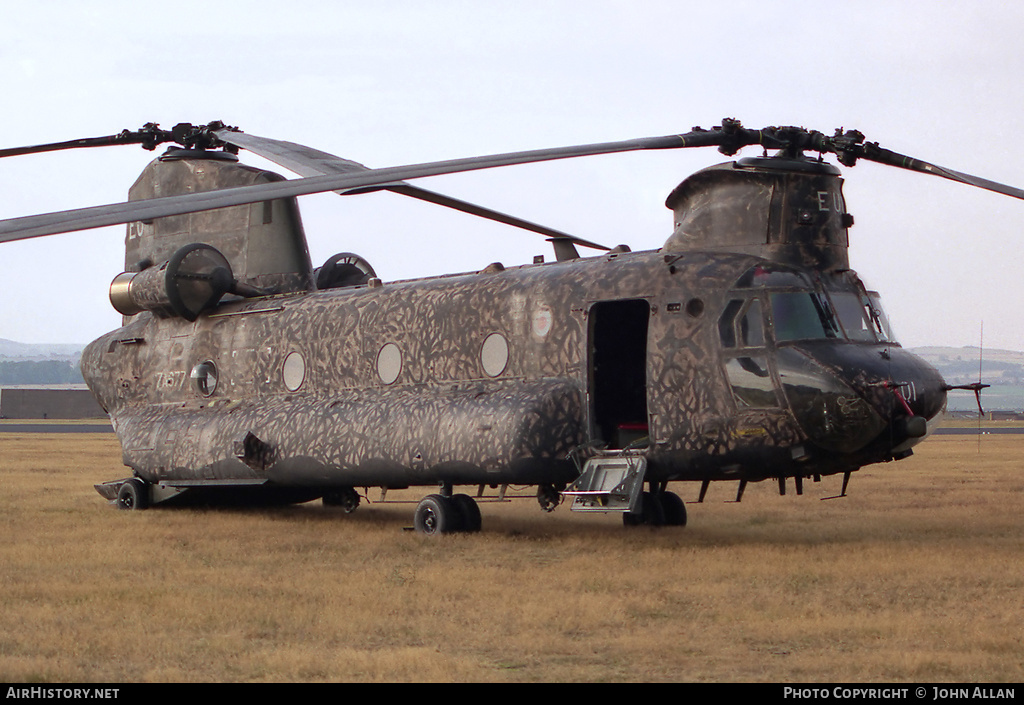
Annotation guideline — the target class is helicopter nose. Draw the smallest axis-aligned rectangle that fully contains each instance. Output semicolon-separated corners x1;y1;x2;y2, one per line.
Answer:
777;344;947;454
871;349;948;451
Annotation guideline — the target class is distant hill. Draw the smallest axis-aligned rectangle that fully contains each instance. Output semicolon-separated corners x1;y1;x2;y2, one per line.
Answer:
908;347;1023;412
908;346;1024;387
0;338;84;361
0;340;86;385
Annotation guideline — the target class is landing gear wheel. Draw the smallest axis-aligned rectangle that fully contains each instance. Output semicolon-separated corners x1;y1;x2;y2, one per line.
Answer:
623;491;665;527
116;478;148;511
658;491;687;526
536;484;562;512
451;494;482;532
323;487;361;513
413;494;461;536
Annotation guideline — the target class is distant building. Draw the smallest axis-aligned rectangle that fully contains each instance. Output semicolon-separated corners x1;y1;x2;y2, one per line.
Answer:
946;408;1024;421
0;386;106;419
990;410;1024;421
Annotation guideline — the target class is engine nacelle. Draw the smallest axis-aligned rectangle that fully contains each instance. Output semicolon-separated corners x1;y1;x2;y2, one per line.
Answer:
110;243;234;321
314;252;377;290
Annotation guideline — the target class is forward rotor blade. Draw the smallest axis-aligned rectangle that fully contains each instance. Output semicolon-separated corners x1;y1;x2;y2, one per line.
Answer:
857;143;1024;201
0;130;699;243
215;129;610;251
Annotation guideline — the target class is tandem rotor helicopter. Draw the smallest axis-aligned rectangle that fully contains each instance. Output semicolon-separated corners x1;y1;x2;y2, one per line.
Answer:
0;118;1006;535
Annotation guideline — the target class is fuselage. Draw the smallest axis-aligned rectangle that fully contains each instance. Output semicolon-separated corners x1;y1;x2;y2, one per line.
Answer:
81;248;947;493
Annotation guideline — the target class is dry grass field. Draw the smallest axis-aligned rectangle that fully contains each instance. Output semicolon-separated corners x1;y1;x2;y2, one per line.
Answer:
0;429;1021;683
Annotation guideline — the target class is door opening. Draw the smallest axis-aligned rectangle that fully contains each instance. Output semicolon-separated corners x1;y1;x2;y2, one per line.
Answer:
589;299;650;449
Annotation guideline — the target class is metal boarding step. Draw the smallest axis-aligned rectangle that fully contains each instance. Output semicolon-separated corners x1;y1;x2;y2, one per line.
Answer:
562;454;647;513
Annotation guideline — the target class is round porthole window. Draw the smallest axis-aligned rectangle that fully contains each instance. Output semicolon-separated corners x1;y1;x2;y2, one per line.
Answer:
283;351;305;391
481;333;509;377
376;343;402;385
190;360;218;397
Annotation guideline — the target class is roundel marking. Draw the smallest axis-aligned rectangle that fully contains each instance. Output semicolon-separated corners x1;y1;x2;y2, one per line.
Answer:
532;307;553;338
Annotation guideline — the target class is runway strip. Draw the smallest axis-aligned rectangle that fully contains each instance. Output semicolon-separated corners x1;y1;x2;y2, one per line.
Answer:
933;426;1024;435
0;423;114;433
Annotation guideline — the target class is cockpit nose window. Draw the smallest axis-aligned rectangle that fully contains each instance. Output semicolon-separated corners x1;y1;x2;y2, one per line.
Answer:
865;292;894;342
826;289;895;343
831;292;874;341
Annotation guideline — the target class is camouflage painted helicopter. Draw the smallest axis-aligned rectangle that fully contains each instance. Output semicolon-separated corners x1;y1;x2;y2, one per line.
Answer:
0;119;1008;534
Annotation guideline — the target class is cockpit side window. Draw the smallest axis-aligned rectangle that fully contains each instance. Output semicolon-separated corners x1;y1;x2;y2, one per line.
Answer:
719;299;743;348
719;298;765;349
740;298;764;347
719;296;779;407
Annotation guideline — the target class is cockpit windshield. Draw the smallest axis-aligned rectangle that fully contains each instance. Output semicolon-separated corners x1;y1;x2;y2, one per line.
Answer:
770;292;840;342
723;264;897;346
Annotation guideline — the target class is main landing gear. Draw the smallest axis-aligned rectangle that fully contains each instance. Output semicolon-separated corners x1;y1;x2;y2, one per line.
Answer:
413;493;482;536
623;488;687;527
322;487;361;513
116;478;149;511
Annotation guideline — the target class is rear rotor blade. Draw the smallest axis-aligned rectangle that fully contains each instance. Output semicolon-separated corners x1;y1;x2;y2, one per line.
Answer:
0;123;207;158
212;130;372;179
0;132;141;158
214;129;609;251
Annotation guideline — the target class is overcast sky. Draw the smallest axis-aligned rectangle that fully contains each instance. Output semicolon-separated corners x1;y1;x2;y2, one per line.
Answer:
2;1;1023;354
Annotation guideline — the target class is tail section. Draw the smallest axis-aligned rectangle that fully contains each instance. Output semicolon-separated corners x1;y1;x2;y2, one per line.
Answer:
125;149;313;295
